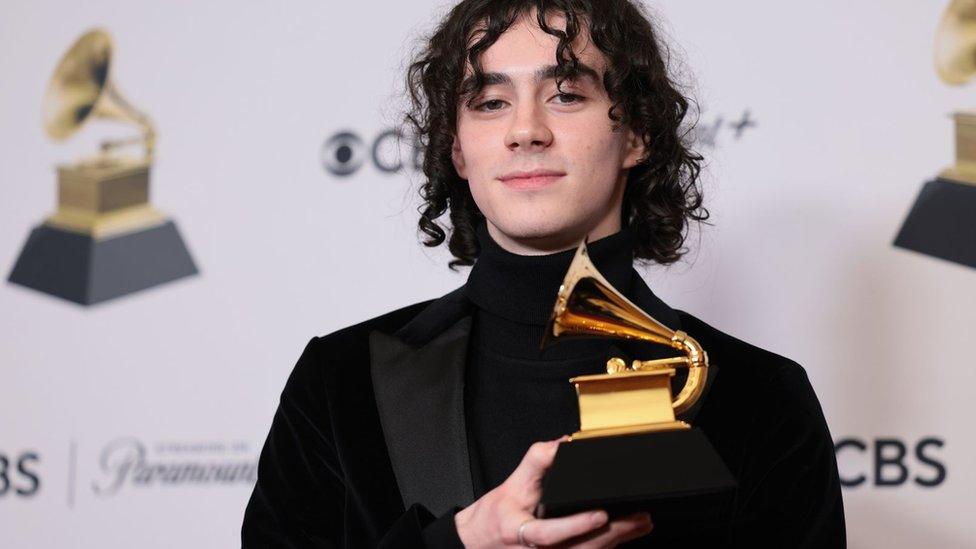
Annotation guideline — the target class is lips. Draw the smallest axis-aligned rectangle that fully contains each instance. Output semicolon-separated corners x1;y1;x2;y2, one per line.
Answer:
498;169;566;190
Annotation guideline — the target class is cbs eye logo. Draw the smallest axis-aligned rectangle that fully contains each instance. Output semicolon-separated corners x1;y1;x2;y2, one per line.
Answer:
320;129;422;177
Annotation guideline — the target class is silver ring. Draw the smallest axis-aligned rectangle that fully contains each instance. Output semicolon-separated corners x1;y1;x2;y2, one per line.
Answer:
517;518;537;548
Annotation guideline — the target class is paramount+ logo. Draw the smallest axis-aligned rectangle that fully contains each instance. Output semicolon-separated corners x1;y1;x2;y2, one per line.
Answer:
91;438;257;497
1;439;259;508
834;437;946;488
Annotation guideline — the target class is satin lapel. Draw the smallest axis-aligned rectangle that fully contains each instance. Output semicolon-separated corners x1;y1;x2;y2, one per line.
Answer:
369;316;474;516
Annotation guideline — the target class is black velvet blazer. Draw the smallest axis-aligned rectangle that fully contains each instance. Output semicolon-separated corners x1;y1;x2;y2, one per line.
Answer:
241;273;846;548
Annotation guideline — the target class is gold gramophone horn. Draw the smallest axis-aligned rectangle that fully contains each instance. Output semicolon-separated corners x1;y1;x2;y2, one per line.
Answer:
936;0;976;85
544;241;708;417
42;28;155;161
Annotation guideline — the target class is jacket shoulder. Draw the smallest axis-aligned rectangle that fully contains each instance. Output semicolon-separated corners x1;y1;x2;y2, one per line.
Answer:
314;298;436;351
281;298;438;394
676;310;832;430
314;283;470;351
676;309;806;387
285;285;468;394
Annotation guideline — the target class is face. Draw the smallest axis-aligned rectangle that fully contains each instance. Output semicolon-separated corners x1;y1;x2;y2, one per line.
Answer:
451;9;646;254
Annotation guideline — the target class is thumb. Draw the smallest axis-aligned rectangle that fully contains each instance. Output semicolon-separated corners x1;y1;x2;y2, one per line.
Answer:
507;437;567;488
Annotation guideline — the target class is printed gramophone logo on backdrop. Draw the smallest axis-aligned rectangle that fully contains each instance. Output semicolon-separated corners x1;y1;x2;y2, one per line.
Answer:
894;0;976;269
6;28;198;306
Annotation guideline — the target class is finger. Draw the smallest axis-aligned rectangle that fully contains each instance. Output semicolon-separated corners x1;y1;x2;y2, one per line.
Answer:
506;439;563;489
611;513;654;545
515;510;609;547
565;512;653;549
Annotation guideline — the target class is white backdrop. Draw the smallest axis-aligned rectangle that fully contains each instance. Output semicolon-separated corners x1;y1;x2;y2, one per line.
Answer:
1;1;973;547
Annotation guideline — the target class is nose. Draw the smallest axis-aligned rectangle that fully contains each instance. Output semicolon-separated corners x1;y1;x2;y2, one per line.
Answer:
504;101;553;152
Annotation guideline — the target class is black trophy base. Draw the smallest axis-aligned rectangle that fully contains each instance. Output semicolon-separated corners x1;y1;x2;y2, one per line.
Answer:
536;428;736;519
7;220;197;306
894;177;976;269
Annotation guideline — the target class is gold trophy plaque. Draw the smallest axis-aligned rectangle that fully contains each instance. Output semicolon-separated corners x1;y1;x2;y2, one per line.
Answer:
535;241;734;518
894;0;976;268
8;29;197;305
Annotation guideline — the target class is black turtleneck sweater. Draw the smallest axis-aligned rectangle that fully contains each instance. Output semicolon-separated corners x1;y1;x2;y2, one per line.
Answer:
463;222;639;494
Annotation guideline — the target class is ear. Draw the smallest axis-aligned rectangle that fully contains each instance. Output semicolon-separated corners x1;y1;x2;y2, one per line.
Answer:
621;129;648;170
451;135;468;179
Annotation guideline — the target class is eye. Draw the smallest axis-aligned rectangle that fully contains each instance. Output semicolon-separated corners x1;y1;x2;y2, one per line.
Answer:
552;92;585;105
473;99;507;112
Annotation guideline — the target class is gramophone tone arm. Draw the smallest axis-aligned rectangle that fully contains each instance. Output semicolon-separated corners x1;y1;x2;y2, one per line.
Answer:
630;357;690;371
603;332;709;416
96;125;155;162
99;134;146;151
608;331;706;373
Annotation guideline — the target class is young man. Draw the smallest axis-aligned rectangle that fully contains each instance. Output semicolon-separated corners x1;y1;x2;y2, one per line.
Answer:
243;1;846;547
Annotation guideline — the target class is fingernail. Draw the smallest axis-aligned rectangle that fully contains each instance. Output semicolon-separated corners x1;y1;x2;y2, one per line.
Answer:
590;511;608;525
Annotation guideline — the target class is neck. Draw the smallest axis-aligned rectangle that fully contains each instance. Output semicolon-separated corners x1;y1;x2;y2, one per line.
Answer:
466;221;634;325
485;216;623;256
465;220;636;359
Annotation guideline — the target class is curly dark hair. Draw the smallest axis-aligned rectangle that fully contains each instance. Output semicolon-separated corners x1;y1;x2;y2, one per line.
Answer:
403;0;708;269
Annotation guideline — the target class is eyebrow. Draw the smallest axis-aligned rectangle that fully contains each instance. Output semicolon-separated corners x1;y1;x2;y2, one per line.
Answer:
460;63;601;95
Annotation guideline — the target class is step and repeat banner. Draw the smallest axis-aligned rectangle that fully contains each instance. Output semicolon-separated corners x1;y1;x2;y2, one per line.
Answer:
1;0;973;547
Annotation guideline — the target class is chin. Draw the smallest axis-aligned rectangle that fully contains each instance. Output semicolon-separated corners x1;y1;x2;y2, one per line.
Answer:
495;216;557;236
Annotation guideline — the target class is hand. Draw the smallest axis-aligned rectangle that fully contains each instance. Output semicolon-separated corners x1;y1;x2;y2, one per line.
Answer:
454;437;653;548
